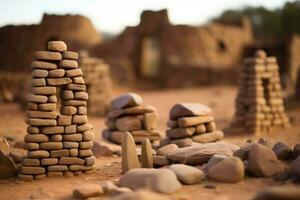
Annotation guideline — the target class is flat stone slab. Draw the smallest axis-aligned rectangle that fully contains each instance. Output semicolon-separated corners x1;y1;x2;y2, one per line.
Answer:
166;142;239;165
170;103;212;120
111;93;143;110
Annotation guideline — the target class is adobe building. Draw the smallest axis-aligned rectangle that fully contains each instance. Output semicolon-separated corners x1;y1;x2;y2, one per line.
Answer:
93;9;254;87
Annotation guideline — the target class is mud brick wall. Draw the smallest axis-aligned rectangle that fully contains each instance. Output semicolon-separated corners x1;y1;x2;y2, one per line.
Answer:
19;41;95;181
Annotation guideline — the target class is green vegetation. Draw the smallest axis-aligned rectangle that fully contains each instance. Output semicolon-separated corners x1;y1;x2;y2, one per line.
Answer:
215;1;300;40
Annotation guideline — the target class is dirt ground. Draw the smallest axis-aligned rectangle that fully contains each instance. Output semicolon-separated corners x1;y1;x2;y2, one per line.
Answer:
0;85;299;200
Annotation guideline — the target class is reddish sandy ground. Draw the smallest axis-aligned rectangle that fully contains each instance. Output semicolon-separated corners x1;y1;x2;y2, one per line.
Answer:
0;86;299;200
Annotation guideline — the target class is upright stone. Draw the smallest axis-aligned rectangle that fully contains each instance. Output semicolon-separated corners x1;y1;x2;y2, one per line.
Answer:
122;132;140;173
141;139;153;168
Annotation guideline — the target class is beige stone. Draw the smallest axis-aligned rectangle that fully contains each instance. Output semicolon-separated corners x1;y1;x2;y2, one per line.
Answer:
166;127;195;139
27;150;50;158
63;142;79;149
34;51;62;61
116;116;142;131
73;183;103;199
31;61;57;70
59;59;78;69
24;143;39;150
157;144;179;156
72;77;85;84
59;157;85;165
170;103;212;120
206;122;216;132
32;69;48;78
48;95;57;103
70;148;79;157
62;51;78;60
66;83;86;91
77;123;93;132
82;131;94;141
79;149;93;157
26;118;56;126
27;94;48;103
178;116;214;127
48;165;68;172
57;115;72;126
19;174;33;182
141;139;153;168
171;138;193;148
72;115;88;124
39;142;63;150
47;78;72;85
143;113;157;130
32;78;46;87
27;111;57;119
39;103;56;111
85;156;95;165
34;174;46;180
111;93;143;109
192;131;224;143
63;134;82;142
21;166;45;175
77;106;87;115
61;106;77;115
27;102;38;110
25;134;49;143
65;125;76;134
48;69;65;77
74;91;88;100
69;165;93;171
48;41;67;52
50;134;62;142
41;158;58;165
50;149;69;157
22;158;40;167
62;90;74;100
79;141;93;149
122;132;140;173
65;69;83;77
195;124;206;134
62;100;87;107
27;126;39;134
42;126;64;134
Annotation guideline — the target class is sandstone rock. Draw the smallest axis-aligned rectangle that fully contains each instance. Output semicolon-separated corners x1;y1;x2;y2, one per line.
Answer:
291;156;300;177
24;142;39;150
233;144;253;161
207;157;244;183
192;131;224;143
41;158;58;165
34;51;62;61
157;144;179;156
170;138;193;148
167;142;239;165
47;78;72;86
143;112;158;130
93;140;121;157
170;164;204;184
66;69;83;77
170;103;212;120
21;166;45;175
110;189;170;200
206;122;216;132
48;41;67;52
248;144;284;177
0;155;17;178
141;139;153;168
178;116;214;127
28;150;50;158
206;154;230;169
50;149;69;157
195;124;206;134
48;69;65;77
111;93;143;110
0;137;10;156
59;59;78;69
115;116;142;131
31;61;57;70
108;105;156;120
27;94;48;103
293;144;300;159
119;168;181;194
122;132;140;173
252;186;300;200
153;156;170;167
166;127;195;139
27;111;57;119
73;183;103;199
32;69;48;78
62;51;78;60
272;142;293;160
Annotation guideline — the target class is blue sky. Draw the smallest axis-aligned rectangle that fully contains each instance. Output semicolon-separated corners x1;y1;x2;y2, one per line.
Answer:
0;0;291;34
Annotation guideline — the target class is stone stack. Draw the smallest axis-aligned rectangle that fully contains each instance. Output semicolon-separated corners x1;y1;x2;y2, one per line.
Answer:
19;41;95;181
79;51;112;116
102;93;161;144
231;50;290;134
165;103;224;147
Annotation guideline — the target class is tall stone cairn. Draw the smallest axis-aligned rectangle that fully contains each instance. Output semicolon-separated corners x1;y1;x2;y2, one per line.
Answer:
102;93;161;144
165;103;224;147
231;50;290;134
19;41;95;181
79;51;111;116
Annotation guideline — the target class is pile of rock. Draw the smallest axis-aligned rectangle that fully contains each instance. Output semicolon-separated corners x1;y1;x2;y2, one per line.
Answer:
103;93;161;144
164;103;223;147
19;41;95;181
232;50;290;133
79;51;112;116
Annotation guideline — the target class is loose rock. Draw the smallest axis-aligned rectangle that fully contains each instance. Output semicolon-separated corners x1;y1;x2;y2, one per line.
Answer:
169;164;204;184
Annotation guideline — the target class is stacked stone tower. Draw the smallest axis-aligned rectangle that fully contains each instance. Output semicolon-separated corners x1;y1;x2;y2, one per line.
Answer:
232;50;290;134
19;41;95;181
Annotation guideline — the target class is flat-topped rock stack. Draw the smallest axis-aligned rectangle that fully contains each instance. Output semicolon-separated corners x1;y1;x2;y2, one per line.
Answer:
102;93;161;144
19;41;95;181
231;50;290;134
79;51;111;116
164;103;224;147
